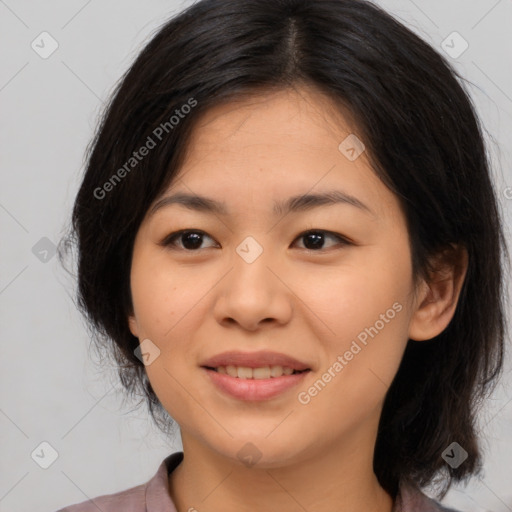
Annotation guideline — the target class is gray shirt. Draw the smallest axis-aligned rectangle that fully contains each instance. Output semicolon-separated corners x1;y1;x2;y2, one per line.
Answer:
55;451;460;512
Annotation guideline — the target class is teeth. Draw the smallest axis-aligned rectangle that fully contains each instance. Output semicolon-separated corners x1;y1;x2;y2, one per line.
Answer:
216;365;299;379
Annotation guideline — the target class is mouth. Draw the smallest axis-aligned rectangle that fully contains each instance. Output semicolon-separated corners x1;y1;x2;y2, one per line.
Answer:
200;365;312;401
199;350;313;400
200;349;312;373
203;365;310;378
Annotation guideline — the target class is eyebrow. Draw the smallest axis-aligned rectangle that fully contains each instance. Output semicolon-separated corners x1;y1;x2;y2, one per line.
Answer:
149;190;375;218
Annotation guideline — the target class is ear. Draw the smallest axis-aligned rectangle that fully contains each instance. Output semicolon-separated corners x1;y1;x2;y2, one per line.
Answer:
128;313;139;338
408;244;468;341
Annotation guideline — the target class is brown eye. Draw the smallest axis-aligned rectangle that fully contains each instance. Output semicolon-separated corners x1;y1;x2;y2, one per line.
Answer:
161;230;218;251
293;230;351;251
160;229;350;252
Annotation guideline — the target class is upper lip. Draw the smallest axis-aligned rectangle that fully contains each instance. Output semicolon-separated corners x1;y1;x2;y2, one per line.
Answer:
200;350;311;371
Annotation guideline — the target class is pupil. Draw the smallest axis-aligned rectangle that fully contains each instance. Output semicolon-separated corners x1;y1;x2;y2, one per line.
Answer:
182;232;203;250
304;232;324;250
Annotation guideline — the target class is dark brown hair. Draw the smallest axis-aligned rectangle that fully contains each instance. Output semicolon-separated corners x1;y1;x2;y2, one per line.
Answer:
59;0;509;498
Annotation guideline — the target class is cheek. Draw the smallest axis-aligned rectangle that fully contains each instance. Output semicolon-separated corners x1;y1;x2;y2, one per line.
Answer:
130;245;196;338
129;244;218;394
129;249;210;424
303;243;412;336
308;243;413;388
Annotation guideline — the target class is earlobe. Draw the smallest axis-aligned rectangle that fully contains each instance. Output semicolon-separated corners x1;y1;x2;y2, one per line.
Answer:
408;244;468;341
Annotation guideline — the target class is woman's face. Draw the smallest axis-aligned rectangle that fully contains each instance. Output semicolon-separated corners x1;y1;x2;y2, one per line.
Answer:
128;86;424;467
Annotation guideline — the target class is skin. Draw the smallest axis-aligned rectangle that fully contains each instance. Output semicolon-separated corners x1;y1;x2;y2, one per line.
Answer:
128;85;468;512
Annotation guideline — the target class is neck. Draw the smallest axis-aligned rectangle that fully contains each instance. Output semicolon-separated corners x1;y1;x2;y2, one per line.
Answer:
168;428;394;512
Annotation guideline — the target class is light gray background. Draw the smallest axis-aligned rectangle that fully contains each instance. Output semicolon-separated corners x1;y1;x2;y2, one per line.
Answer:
1;1;511;511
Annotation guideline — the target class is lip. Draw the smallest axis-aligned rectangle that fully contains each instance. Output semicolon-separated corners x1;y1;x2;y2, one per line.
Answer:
202;367;311;401
200;350;311;371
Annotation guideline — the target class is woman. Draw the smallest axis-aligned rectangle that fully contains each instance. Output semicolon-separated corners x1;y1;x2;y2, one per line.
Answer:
57;0;508;510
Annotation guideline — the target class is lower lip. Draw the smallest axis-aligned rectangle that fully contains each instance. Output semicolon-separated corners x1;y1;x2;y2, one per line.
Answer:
202;367;310;401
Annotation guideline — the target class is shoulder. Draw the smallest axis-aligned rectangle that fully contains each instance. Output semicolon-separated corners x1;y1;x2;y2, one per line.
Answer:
397;482;464;512
54;482;147;512
53;452;183;512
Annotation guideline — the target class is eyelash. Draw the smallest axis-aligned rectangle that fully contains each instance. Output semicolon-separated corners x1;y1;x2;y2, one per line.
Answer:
159;229;352;253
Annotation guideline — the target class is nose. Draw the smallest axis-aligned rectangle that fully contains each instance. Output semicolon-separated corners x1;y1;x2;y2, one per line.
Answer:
213;250;293;331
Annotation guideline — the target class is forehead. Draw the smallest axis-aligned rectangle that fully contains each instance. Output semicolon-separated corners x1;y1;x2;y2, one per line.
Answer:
156;87;403;224
184;86;358;157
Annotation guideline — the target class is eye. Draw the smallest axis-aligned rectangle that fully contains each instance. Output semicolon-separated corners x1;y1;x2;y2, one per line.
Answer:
160;230;218;251
292;230;351;251
160;229;351;252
